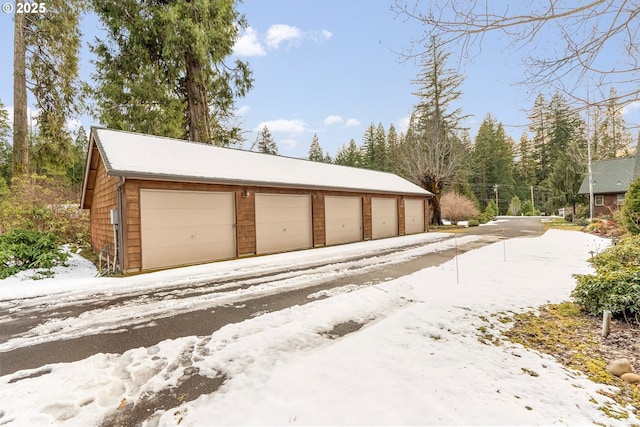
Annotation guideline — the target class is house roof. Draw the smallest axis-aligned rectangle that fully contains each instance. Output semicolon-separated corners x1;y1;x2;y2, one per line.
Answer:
578;157;636;195
81;127;432;208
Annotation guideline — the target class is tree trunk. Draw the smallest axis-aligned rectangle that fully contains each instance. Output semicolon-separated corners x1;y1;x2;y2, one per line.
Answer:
13;8;29;177
422;175;444;225
185;51;211;144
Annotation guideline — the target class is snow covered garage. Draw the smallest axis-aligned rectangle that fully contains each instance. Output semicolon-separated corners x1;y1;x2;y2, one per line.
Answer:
81;128;433;272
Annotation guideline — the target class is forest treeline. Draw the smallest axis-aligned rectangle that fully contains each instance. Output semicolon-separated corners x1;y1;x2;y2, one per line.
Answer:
2;1;636;226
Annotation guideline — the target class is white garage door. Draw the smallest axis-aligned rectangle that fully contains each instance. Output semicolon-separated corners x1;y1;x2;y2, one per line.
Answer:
371;197;398;239
404;198;425;235
325;196;363;246
255;193;312;254
140;190;236;270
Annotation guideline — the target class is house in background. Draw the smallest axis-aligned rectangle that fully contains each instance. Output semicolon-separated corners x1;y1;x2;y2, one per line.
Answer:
81;128;433;273
578;147;640;217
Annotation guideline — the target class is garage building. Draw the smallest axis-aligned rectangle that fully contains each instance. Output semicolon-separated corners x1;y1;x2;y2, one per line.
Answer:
81;128;433;272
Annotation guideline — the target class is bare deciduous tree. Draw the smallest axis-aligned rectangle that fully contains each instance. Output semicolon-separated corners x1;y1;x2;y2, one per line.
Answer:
394;35;468;225
393;0;640;108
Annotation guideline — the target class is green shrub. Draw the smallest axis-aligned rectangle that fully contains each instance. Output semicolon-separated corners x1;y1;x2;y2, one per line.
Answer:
0;228;69;279
0;174;89;245
574;217;590;227
475;211;495;224
519;200;542;216
621;177;640;234
484;200;498;217
572;235;640;318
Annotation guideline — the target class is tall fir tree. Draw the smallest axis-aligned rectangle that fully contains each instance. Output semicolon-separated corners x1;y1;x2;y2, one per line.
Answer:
386;123;399;169
12;0;85;177
92;0;253;145
544;93;587;215
528;94;551;183
469;115;516;213
67;126;89;188
373;123;387;171
335;139;362;167
594;87;634;159
362;124;377;169
308;134;324;162
255;127;278;155
395;35;467;224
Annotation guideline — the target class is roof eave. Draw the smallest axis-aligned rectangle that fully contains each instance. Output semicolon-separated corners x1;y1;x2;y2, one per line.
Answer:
109;170;434;197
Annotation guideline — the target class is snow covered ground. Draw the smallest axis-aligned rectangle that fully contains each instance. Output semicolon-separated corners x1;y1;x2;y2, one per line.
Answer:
1;228;637;426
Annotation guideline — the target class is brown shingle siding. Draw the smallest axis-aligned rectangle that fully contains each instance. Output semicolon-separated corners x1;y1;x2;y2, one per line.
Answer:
398;198;405;235
312;192;325;247
87;166;430;272
236;189;256;256
362;195;372;240
89;159;119;258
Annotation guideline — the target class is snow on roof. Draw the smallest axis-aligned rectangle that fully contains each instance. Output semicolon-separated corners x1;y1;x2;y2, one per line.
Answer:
91;128;432;196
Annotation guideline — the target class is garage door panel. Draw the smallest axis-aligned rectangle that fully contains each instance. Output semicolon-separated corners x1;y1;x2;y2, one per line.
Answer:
325;196;362;245
143;242;230;271
255;193;312;254
142;224;232;247
143;207;231;228
140;190;236;270
371;197;398;239
404;198;425;235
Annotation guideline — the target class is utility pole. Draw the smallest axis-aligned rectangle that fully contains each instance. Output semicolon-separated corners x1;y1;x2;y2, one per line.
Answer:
493;184;499;214
587;85;594;221
530;185;535;215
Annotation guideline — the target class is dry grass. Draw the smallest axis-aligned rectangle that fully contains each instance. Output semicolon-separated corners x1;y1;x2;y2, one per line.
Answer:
503;302;640;422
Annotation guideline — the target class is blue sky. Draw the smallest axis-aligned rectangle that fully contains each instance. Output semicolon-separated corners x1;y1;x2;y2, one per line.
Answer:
1;1;638;159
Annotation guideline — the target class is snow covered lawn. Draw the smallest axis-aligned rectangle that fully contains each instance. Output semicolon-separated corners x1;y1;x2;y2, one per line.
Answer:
2;229;637;426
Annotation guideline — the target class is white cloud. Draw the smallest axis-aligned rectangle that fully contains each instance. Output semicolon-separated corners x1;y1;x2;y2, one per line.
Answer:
266;24;303;50
622;101;640;117
324;115;343;126
235;105;250;116
235;25;332;56
255;119;306;134
345;118;361;127
234;27;267;57
320;29;332;40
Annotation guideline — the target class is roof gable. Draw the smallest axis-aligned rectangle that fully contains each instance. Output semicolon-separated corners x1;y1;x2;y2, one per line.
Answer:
578;157;636;195
81;128;432;205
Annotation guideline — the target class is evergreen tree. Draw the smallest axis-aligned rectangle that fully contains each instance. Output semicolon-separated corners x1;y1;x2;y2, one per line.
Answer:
515;133;537;188
387;123;399;169
622;177;640;234
528;94;551;182
395;35;467;224
335;139;362;167
92;0;253;145
67;126;89;187
255;127;278;155
544;94;587;215
469;115;516;213
595;87;634;159
308;134;324;162
12;0;85;177
374;122;387;170
362;124;376;169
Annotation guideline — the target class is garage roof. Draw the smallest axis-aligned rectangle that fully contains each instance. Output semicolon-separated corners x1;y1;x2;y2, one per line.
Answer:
82;128;432;206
